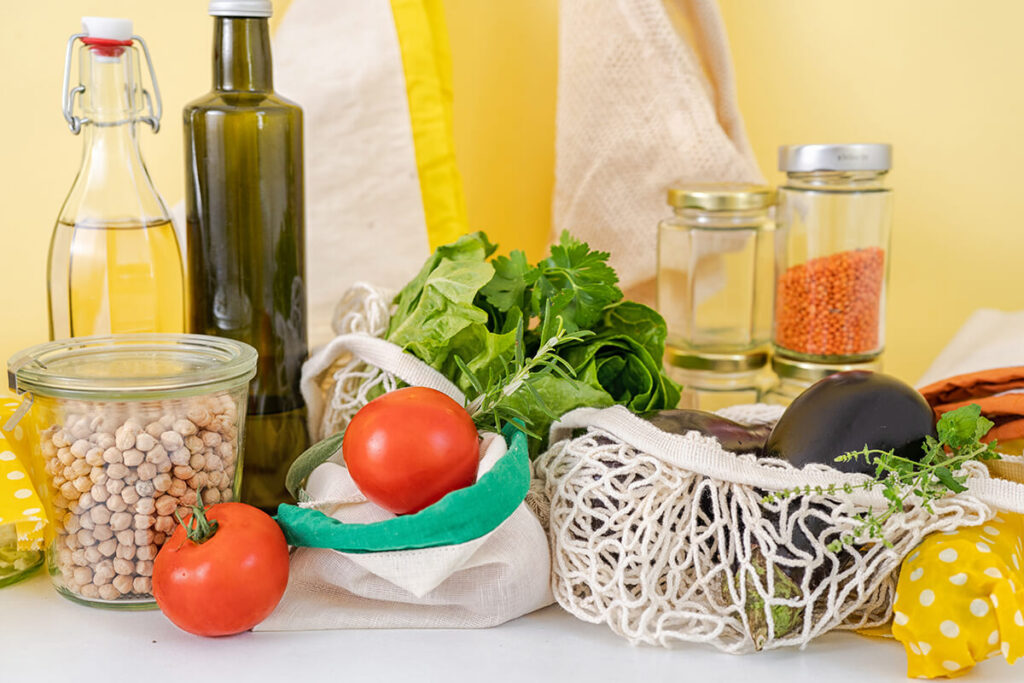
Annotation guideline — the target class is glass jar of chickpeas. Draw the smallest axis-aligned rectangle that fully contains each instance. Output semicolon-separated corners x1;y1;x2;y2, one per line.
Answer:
8;334;256;608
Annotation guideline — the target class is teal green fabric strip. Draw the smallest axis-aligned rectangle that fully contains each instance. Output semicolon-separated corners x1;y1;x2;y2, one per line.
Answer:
275;425;529;553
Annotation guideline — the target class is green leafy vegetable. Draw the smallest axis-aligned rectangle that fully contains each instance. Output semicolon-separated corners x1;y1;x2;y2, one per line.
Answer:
382;230;680;451
763;404;1001;551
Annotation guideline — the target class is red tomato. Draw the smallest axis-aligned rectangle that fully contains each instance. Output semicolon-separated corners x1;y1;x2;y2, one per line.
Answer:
152;502;289;637
343;386;479;515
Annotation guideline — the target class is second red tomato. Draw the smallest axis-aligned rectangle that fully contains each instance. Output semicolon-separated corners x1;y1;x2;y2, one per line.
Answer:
343;386;480;514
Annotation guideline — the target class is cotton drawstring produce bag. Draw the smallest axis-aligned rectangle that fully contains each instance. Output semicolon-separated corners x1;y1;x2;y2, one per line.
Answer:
273;0;468;347
256;328;552;630
553;0;762;298
531;403;1024;653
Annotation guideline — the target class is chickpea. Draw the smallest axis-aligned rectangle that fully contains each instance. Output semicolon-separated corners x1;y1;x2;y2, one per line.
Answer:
113;557;134;576
152;473;172;493
98;584;121;601
136;462;157;482
106;463;129;480
105;494;128;513
173;465;195;481
168;479;188;497
121;487;140;505
170;448;192;466
155;495;178;517
89;505;112;526
136;543;158;562
173;418;198;436
145;444;168;465
186;405;212;428
102;447;123;465
115;543;136;561
134;432;157;452
133;577;152;594
109;511;133;531
112;574;134;595
160;431;184;452
73;566;93;586
85;447;105;467
122;448;145;467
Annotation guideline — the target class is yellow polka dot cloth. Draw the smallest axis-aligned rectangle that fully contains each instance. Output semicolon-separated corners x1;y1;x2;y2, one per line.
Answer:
892;513;1024;678
0;396;47;551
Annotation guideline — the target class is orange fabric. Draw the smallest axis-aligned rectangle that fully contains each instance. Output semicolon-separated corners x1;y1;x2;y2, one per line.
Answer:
919;367;1024;405
920;367;1024;444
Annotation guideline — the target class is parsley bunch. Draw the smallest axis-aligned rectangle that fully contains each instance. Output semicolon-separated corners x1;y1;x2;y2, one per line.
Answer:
764;404;1000;551
385;231;680;450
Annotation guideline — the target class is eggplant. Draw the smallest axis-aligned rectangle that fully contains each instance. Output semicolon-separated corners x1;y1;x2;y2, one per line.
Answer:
764;371;936;475
642;409;771;454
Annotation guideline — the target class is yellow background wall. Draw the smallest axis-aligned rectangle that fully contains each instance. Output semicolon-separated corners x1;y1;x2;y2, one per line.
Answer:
1;1;1020;385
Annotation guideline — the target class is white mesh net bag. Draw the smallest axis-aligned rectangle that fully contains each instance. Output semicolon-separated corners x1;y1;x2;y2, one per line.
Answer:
533;405;1024;653
301;282;402;442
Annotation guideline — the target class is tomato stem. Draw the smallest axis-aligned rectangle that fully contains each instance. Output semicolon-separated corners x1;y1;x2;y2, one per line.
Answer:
173;487;219;544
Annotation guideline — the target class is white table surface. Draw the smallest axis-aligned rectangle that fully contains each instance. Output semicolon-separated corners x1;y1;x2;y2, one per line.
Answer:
2;572;1019;682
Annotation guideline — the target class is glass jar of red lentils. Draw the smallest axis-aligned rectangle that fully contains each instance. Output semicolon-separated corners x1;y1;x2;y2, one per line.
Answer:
773;144;893;365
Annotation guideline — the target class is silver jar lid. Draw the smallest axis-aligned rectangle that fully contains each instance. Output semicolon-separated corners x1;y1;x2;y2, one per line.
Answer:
778;144;892;172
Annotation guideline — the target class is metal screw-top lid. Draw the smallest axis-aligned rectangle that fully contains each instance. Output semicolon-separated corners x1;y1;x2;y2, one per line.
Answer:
771;355;883;383
667;183;775;211
778;144;892;173
209;0;272;17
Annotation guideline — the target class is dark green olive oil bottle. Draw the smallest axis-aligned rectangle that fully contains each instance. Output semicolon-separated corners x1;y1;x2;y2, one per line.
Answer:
184;0;308;509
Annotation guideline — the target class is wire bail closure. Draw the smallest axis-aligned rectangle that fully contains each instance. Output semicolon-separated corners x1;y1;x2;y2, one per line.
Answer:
61;33;163;135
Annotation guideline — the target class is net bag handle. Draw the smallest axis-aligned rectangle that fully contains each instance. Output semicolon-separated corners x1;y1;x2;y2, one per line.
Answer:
305;332;465;405
550;405;1024;514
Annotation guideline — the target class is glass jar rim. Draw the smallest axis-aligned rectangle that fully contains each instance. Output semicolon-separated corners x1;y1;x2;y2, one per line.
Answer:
8;334;257;401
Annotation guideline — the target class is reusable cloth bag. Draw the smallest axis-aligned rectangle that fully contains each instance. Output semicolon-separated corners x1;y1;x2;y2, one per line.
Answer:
257;337;552;630
553;0;762;298
273;0;467;347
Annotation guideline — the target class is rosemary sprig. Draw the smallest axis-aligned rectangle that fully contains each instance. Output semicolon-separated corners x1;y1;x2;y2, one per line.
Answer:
762;404;1000;552
457;310;590;438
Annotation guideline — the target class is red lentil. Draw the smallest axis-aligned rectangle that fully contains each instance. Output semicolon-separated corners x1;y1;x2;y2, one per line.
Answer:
774;247;885;357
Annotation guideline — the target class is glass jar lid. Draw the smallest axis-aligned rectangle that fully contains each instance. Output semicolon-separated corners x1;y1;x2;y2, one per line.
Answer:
778;144;892;172
667;183;774;211
8;334;258;401
666;346;769;373
771;355;883;384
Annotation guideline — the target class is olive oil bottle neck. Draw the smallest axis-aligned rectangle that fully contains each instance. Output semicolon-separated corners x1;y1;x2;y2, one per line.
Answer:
213;17;273;93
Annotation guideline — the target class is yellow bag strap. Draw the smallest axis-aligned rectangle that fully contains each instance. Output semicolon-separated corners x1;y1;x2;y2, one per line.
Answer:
390;0;469;249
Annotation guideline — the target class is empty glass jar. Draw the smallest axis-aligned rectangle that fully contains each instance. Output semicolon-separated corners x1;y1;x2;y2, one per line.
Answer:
658;183;774;367
773;144;893;366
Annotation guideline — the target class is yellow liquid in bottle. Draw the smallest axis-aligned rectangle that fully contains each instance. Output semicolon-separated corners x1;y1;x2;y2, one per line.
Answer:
56;219;185;336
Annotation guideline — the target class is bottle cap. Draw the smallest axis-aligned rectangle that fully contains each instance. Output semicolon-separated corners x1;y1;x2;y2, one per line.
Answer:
209;0;273;17
81;17;133;41
778;144;892;173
